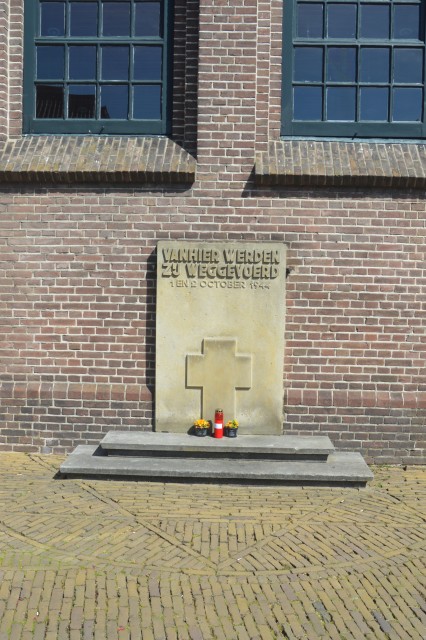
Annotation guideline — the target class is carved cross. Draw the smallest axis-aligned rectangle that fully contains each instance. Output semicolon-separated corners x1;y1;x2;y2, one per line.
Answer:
186;338;252;422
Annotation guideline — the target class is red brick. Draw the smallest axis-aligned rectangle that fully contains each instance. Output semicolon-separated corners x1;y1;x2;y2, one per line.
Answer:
0;0;423;464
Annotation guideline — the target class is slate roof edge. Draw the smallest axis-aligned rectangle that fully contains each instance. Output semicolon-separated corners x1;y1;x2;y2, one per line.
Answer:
254;140;426;189
0;136;196;185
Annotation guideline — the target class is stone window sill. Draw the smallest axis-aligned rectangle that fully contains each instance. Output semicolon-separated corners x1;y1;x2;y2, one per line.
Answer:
254;140;426;189
0;136;196;185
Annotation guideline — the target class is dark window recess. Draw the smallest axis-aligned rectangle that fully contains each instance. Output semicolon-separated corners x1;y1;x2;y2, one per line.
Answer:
36;84;64;118
24;0;171;134
282;0;426;138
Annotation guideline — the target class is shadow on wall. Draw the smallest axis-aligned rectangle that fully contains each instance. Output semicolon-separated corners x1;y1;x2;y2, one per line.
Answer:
172;0;199;158
146;248;157;425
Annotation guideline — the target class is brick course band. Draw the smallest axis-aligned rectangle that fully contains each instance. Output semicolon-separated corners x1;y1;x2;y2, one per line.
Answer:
0;137;196;184
0;382;151;402
255;141;426;188
286;389;426;410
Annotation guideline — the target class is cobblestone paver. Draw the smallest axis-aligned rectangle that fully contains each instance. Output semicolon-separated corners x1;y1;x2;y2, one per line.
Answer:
0;454;425;639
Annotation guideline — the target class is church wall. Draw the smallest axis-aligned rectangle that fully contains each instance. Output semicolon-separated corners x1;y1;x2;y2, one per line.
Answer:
0;0;424;463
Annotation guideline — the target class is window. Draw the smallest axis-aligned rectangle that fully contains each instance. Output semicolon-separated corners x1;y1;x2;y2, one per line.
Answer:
282;0;426;138
23;0;172;135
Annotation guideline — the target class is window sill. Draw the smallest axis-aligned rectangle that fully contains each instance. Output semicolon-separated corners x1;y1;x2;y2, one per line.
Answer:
254;140;426;189
0;136;196;185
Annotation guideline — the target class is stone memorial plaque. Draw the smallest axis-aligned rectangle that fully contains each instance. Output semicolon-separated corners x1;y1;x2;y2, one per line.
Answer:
156;241;286;434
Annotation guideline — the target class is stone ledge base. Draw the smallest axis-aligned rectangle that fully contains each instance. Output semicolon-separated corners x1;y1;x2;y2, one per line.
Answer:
255;141;426;188
60;443;374;486
0;137;196;184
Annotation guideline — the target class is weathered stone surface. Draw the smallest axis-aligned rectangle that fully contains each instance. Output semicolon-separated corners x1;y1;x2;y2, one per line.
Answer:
100;431;335;459
156;241;286;434
60;445;374;485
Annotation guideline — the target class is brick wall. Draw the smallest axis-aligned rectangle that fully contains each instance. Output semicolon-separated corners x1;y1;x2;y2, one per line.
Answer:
0;0;424;463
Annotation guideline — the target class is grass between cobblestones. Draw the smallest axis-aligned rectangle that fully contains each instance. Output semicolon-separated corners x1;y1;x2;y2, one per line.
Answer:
0;454;425;639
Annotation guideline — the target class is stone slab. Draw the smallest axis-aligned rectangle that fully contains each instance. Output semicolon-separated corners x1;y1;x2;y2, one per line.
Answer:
100;431;335;459
60;446;374;486
156;241;286;435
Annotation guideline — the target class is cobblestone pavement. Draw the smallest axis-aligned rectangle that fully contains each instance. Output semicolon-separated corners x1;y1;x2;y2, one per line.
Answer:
0;454;425;640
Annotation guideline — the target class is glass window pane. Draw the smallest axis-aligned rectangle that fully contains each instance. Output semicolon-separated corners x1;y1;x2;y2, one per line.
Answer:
133;85;161;118
327;86;356;120
294;47;323;82
360;48;390;82
360;87;389;120
394;5;420;40
328;4;357;39
40;2;65;37
134;46;162;81
135;2;161;37
100;85;129;118
102;2;131;36
327;47;356;82
360;5;390;38
394;48;423;83
293;86;323;120
36;84;64;118
69;46;97;80
393;87;423;120
297;3;323;38
68;85;96;118
70;2;98;36
101;46;129;80
36;45;65;80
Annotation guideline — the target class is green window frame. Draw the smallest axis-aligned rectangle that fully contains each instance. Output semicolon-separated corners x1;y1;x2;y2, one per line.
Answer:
23;0;172;135
282;0;426;138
